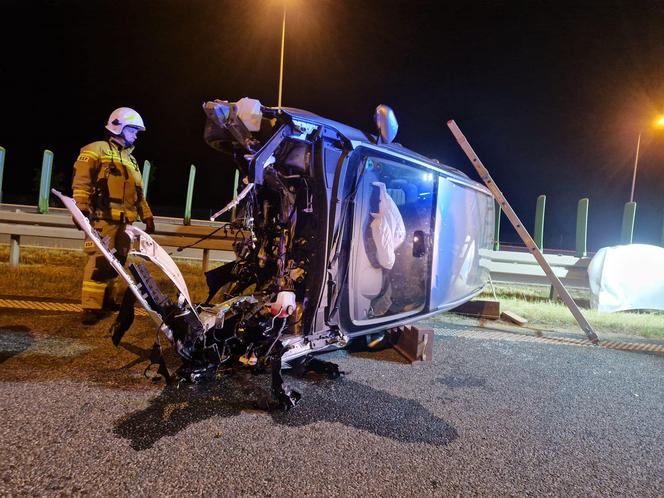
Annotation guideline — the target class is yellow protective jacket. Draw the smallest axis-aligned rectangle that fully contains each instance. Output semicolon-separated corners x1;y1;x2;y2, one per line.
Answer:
72;138;153;223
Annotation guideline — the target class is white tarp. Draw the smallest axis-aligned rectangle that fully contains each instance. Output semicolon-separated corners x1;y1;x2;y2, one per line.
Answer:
587;243;664;313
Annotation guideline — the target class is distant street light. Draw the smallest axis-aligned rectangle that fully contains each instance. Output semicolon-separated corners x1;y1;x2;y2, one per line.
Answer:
629;115;664;203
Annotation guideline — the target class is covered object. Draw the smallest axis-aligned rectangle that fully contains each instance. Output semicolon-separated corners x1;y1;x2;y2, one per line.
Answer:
588;244;664;312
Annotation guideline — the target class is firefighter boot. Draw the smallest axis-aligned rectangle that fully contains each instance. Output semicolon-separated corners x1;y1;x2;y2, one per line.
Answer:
81;309;109;326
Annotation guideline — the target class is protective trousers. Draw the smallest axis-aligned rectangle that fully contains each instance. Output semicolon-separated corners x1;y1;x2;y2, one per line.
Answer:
81;220;130;311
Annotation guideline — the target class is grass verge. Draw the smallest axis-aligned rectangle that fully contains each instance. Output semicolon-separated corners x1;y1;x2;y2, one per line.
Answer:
0;245;215;303
479;284;664;339
1;245;663;339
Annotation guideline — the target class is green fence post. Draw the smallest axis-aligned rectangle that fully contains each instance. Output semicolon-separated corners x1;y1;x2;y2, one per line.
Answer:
184;164;196;225
620;201;637;244
576;198;589;257
493;200;501;251
141;160;151;201
534;194;546;249
231;169;240;221
0;146;5;203
38;149;54;214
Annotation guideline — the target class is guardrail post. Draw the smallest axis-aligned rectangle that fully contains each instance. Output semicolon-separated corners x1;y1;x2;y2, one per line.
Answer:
0;146;5;203
576;198;588;257
184;164;196;225
202;249;210;272
620;201;636;244
493;200;501;251
9;234;20;268
231;169;240;221
38;149;54;214
661;211;664;248
142;160;151;200
534;194;546;249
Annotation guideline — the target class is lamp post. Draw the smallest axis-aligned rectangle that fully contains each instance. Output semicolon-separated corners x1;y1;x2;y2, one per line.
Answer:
629;132;641;203
629;116;664;203
277;4;286;108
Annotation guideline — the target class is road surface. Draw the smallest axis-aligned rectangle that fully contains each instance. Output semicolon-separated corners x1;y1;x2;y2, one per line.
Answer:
1;309;662;496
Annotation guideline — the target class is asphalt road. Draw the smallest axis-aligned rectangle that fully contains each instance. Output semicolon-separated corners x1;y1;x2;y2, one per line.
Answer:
1;309;662;497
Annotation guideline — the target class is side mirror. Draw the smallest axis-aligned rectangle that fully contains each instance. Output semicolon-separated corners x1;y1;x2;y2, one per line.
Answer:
413;230;427;258
374;104;398;144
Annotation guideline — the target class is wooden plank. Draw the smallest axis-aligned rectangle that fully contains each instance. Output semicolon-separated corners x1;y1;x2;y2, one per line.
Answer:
501;310;528;325
451;299;500;319
392;326;434;363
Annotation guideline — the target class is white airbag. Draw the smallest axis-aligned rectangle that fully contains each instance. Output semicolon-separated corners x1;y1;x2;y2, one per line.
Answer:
370;182;406;270
236;97;262;131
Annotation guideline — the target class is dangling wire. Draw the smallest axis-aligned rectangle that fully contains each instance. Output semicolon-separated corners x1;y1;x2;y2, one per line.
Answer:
170;222;233;254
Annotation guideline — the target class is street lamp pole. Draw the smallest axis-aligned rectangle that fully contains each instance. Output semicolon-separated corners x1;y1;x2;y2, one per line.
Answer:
277;5;286;108
629;131;642;203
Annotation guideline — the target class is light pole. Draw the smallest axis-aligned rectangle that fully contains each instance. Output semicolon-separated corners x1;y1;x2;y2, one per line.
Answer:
277;4;286;108
629;132;641;203
629;116;664;203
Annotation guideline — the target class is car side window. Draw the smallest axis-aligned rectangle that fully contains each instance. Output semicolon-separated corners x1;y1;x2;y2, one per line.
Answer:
350;156;435;323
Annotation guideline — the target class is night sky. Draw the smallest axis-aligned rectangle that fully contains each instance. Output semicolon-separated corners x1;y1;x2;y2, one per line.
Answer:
3;0;664;251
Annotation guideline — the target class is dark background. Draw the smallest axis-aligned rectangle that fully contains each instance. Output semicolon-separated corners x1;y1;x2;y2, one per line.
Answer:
2;0;664;251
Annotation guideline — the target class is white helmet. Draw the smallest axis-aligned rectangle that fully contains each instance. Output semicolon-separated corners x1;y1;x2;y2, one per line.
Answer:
105;107;146;135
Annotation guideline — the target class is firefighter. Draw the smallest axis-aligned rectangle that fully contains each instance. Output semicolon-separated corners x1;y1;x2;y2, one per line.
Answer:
71;107;155;325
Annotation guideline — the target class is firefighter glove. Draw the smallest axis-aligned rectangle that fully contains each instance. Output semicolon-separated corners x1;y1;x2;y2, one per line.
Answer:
144;217;155;234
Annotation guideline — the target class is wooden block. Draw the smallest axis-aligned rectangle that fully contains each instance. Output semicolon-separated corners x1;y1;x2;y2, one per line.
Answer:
392;326;434;363
501;310;528;325
451;299;500;319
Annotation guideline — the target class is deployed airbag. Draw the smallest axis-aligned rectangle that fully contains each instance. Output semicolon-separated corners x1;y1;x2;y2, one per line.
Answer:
587;243;664;312
370;182;406;270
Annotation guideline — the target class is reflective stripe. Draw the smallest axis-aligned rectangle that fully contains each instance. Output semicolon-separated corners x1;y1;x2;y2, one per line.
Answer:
82;280;106;310
73;188;89;202
100;155;135;167
82;281;106;293
82;280;106;309
79;150;99;159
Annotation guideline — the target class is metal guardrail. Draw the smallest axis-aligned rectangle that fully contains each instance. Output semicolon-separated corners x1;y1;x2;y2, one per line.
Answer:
0;204;236;270
484;249;590;289
0;204;591;289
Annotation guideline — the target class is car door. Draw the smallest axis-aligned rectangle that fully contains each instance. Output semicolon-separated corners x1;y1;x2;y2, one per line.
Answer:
348;149;436;326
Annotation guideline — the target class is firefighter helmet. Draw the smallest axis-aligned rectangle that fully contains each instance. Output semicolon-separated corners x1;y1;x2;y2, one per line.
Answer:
105;107;146;135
